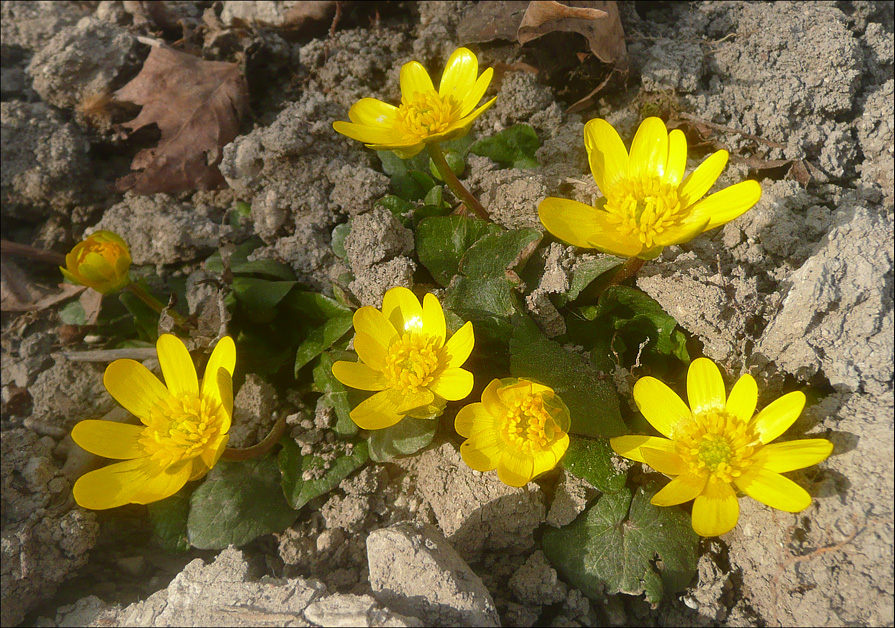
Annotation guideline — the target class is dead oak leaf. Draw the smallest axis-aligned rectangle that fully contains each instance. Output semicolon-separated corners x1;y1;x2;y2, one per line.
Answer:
518;1;627;66
114;44;249;195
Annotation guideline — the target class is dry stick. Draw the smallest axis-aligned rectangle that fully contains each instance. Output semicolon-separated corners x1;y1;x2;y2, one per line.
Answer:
222;414;288;461
427;143;490;221
0;239;66;265
678;112;787;149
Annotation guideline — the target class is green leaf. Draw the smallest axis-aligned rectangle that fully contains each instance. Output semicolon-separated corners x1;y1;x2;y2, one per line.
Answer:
429;149;465;180
416;216;501;286
278;439;369;510
554;256;623;307
469;124;541;170
444;276;518;319
231;258;296;281
510;315;624;437
423;185;446;209
331;223;351;260
283;290;351;322
187;456;298;550
231;277;296;322
542;486;699;605
561;437;627;494
313;353;358;436
294;314;354;375
376;195;415;224
368;417;438;462
147;488;193;553
59;300;87;325
459;229;542;279
118;285;160;342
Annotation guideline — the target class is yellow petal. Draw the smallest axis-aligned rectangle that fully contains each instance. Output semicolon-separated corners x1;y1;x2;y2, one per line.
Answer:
651;216;710;247
429;367;474;401
688;180;763;230
632;377;691;438
651;472;708;507
157;334;198;398
687;358;726;414
691;477;739;536
350;390;405;430
216;369;233;434
641;446;687;475
452;96;498;130
460;429;503;471
664;129;688;186
347;97;398;126
459;68;493;117
439;47;478;99
725;374;757;424
480;378;504;416
531;447;560;480
610;434;676;464
331;361;388;391
382;286;423;334
400;60;435;98
354;331;388;370
71;420;145;459
199;433;229;471
201;336;236;401
104;359;170;422
333;121;404;145
734;466;811;513
538;197;642;256
584;118;629;196
422;293;446;345
354;306;399;350
751;391;806;444
497;450;534;487
443;321;474;368
396;390;435;413
628;117;669;181
678;149;729;208
454;402;493;438
759;439;834;473
128;461;193;505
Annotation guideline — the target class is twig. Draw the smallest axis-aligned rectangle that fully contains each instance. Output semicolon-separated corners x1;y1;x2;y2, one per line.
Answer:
58;348;158;362
1;239;66;265
678;112;786;149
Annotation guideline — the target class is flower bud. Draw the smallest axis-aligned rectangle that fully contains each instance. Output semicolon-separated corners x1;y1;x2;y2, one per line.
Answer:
60;230;132;294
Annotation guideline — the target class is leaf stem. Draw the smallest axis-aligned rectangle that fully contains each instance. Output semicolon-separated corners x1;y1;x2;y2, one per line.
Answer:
222;414;288;461
427;143;490;221
125;283;189;329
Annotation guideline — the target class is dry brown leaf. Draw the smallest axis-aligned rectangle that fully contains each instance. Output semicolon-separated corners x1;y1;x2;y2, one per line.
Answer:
517;1;626;66
114;44;249;195
1;260;85;313
457;1;530;44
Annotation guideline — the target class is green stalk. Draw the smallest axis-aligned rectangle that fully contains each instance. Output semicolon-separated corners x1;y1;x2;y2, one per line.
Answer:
427;143;490;221
222;415;287;461
607;257;646;287
125;283;189;329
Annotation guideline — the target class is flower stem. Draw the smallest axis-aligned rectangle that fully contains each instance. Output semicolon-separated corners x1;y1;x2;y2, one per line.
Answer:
125;283;189;329
427;143;490;221
222;414;288;461
608;257;646;286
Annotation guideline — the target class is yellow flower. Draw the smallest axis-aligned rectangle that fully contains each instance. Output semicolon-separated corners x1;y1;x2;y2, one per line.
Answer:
538;117;762;259
455;378;570;487
60;230;132;294
71;334;235;510
610;358;833;537
332;47;497;158
331;286;475;430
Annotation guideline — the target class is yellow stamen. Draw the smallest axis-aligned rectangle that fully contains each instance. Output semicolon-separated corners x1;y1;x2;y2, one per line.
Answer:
382;332;442;393
674;409;759;483
397;89;462;140
500;392;559;454
603;177;686;248
139;394;227;468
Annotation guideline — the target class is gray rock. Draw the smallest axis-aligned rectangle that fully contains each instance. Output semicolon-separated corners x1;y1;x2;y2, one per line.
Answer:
304;593;424;627
349;257;417;308
344;207;414;272
546;469;598;528
229;374;278;448
29;357;114;433
508;551;568;606
329;164;390;216
466;155;555;230
27;16;138;110
1;101;90;220
0;1;82;52
367;523;500;627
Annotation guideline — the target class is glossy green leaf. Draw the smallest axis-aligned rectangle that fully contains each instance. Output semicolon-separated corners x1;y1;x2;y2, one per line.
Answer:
416;216;501;286
444;276;518;319
187;456;298;550
294;314;354;375
554;256;622;306
510;315;624;437
469;124;541;170
232;258;296;281
313;352;358;436
278;439;369;510
368;417;438;462
429;149;466;180
147;487;193;553
283;290;351;321
331;223;351;260
561;436;627;493
460;229;541;279
231;277;296;321
542;485;698;605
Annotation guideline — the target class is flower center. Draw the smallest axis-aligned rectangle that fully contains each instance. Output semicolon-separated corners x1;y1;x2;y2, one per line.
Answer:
140;393;227;468
500;393;559;454
674;409;760;483
603;177;686;249
383;332;442;393
397;89;462;140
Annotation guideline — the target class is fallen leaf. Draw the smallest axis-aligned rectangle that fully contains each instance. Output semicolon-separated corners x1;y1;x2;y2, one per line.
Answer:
517;1;626;66
457;1;530;44
1;260;85;312
114;44;249;195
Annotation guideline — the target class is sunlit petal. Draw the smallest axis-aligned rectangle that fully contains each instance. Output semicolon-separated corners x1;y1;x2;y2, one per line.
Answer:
726;374;758;424
104;359;169;422
400;60;435;98
71;420;145;459
664;129;688;186
201;336;236;400
422;293;446;345
331;361;388;391
691;478;739;536
350;390;405;430
333;121;404;145
539;197;642;256
687;358;727;414
443;321;474;368
382;286;424;334
347;98;398;126
633;377;691;438
678;149;728;208
157;334;198;398
498;450;535;487
610;434;676;464
760;439;834;473
429;367;474;401
641;446;687;476
459;68;493;117
584;118;629;196
751;391;806;444
439;47;478;98
652;472;707;506
353;306;399;350
735;466;812;512
461;427;503;471
688;180;763;230
628;117;669;181
73;458;162;510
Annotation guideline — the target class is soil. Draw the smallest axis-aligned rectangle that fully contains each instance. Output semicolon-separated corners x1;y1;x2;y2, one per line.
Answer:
1;1;892;627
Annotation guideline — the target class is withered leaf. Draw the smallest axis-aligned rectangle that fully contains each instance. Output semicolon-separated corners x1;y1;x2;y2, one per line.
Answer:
114;44;249;195
0;260;85;313
518;1;627;66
